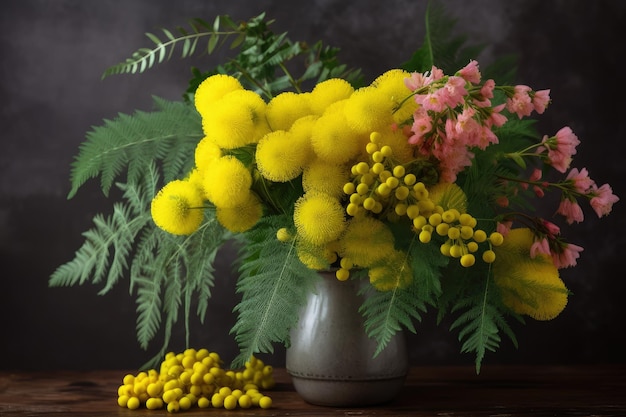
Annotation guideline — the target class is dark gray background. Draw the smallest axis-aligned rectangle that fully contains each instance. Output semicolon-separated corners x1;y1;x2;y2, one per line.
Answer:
1;0;625;371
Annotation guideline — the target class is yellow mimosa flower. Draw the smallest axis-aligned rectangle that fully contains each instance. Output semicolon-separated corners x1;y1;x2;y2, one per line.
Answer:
293;193;346;246
493;228;569;320
151;179;205;235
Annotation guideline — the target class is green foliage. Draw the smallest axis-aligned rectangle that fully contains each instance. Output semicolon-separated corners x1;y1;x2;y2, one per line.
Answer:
49;173;154;291
102;15;244;79
183;15;364;100
52;161;232;369
102;12;363;101
360;241;446;356
67;97;201;199
401;0;482;74
449;274;520;374
230;215;321;368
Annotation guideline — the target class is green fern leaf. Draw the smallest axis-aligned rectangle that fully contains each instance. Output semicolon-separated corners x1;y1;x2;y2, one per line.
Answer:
50;162;157;292
230;215;319;368
449;275;518;374
67;97;201;199
135;276;163;349
361;240;445;356
401;0;482;74
101;14;247;79
48;196;148;292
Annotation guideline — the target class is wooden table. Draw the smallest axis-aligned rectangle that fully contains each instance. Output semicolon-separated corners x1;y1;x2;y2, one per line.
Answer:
1;365;625;416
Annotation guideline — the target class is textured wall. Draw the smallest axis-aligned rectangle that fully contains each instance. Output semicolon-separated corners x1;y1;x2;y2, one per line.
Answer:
1;0;625;371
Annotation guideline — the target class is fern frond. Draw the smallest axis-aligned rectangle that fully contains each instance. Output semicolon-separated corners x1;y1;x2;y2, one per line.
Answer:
230;215;319;368
361;240;446;356
135;276;163;349
49;197;149;292
67;98;201;199
102;14;243;79
130;214;230;350
449;273;518;374
401;0;481;74
54;157;231;355
361;282;424;356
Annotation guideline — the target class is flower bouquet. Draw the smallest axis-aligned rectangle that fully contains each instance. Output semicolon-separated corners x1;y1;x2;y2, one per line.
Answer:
50;5;618;374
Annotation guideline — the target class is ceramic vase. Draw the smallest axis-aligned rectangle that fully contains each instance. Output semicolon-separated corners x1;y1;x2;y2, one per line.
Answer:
285;270;409;406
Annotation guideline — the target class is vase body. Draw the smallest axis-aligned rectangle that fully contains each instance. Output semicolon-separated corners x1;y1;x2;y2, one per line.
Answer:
285;270;409;406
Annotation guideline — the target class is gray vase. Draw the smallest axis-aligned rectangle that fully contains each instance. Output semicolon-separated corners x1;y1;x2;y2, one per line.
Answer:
285;270;409;406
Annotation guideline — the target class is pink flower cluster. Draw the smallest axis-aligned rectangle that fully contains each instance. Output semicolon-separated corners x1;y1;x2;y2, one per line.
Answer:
556;167;620;224
537;126;580;173
507;147;618;268
529;219;584;269
403;60;619;270
404;60;546;182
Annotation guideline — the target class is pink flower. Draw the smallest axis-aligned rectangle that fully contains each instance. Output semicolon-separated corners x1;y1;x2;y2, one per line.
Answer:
556;197;584;224
541;219;561;237
416;90;447;112
530;237;551;258
531;89;550;114
540;127;580;173
408;112;433;144
566;167;594;193
497;221;512;236
477;125;499;149
480;79;495;99
495;195;509;207
590;183;620;218
552;243;584;269
486;104;507;128
442;76;467;108
405;72;428;91
506;85;533;119
427;66;445;83
406;67;444;91
529;168;542;181
457;60;481;84
453;107;481;146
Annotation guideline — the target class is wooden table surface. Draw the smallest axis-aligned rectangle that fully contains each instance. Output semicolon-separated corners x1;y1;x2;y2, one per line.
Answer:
1;365;625;416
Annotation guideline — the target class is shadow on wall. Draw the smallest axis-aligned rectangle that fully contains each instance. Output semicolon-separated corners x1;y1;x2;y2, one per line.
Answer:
1;0;625;371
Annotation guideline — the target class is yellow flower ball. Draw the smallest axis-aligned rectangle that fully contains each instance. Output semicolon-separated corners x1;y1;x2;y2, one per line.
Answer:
184;168;205;197
310;108;364;165
296;240;337;270
371;69;417;124
203;156;252;208
151;179;205;235
493;228;568;321
194;74;243;118
216;192;263;232
293;193;346;246
339;217;395;267
367;250;413;291
266;91;312;131
194;136;223;172
302;159;350;199
343;86;394;135
371;68;410;92
309;78;355;115
375;128;416;164
428;182;468;214
287;115;318;167
256;130;308;182
202;90;270;148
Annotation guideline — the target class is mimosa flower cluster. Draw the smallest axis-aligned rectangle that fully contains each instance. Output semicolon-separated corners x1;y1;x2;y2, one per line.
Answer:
151;59;618;322
117;349;274;412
